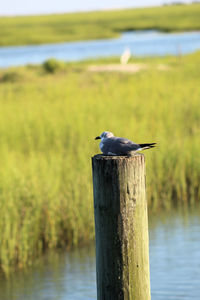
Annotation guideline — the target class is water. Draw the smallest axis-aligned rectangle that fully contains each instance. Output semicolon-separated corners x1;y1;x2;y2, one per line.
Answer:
0;31;200;68
0;209;200;300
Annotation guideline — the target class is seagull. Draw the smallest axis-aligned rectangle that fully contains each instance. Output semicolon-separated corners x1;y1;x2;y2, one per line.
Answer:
95;131;156;156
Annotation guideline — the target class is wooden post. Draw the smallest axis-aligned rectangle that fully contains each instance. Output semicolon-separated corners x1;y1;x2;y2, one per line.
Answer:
92;154;151;300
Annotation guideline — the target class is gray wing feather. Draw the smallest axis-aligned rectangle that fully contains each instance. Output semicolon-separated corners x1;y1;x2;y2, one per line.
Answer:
102;137;140;155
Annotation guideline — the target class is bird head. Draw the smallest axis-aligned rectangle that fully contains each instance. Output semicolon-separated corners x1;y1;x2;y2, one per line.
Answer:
95;131;114;140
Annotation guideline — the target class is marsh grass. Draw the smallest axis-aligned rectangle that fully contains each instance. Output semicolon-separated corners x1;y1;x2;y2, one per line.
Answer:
0;4;200;46
0;52;200;274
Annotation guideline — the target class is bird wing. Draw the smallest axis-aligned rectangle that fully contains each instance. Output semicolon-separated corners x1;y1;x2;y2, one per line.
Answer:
103;137;140;155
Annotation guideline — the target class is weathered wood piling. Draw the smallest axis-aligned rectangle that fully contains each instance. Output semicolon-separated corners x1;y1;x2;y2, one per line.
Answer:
92;154;151;300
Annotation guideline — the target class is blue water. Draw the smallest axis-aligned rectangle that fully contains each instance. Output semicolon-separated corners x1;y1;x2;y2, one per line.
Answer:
0;209;200;300
0;30;200;68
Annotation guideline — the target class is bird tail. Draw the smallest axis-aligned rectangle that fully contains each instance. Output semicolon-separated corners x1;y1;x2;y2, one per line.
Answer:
138;143;156;150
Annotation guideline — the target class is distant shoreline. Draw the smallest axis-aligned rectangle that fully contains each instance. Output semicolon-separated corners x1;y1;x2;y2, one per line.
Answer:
0;3;200;46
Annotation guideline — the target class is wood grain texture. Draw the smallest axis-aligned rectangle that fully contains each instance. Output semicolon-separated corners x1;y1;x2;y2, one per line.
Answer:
92;154;151;300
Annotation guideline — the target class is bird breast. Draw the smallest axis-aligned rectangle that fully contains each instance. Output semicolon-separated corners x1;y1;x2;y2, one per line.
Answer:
99;140;104;152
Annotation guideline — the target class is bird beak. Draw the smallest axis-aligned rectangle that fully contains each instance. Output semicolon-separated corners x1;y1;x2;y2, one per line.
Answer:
95;136;101;140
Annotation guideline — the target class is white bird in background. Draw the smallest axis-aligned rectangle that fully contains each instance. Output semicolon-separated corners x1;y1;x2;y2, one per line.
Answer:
95;131;156;156
120;48;131;65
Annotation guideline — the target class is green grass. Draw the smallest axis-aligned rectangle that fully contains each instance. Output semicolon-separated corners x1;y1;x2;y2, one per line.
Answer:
0;52;200;274
0;3;200;46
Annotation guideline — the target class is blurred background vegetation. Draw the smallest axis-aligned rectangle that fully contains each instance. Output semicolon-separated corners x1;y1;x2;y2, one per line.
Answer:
0;50;200;274
0;3;200;46
0;3;200;276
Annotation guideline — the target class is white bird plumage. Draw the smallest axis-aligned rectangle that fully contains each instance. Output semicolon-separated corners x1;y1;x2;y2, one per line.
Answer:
120;48;131;65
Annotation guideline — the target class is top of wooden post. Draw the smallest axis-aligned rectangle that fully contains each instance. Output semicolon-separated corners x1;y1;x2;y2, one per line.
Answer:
92;153;145;161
